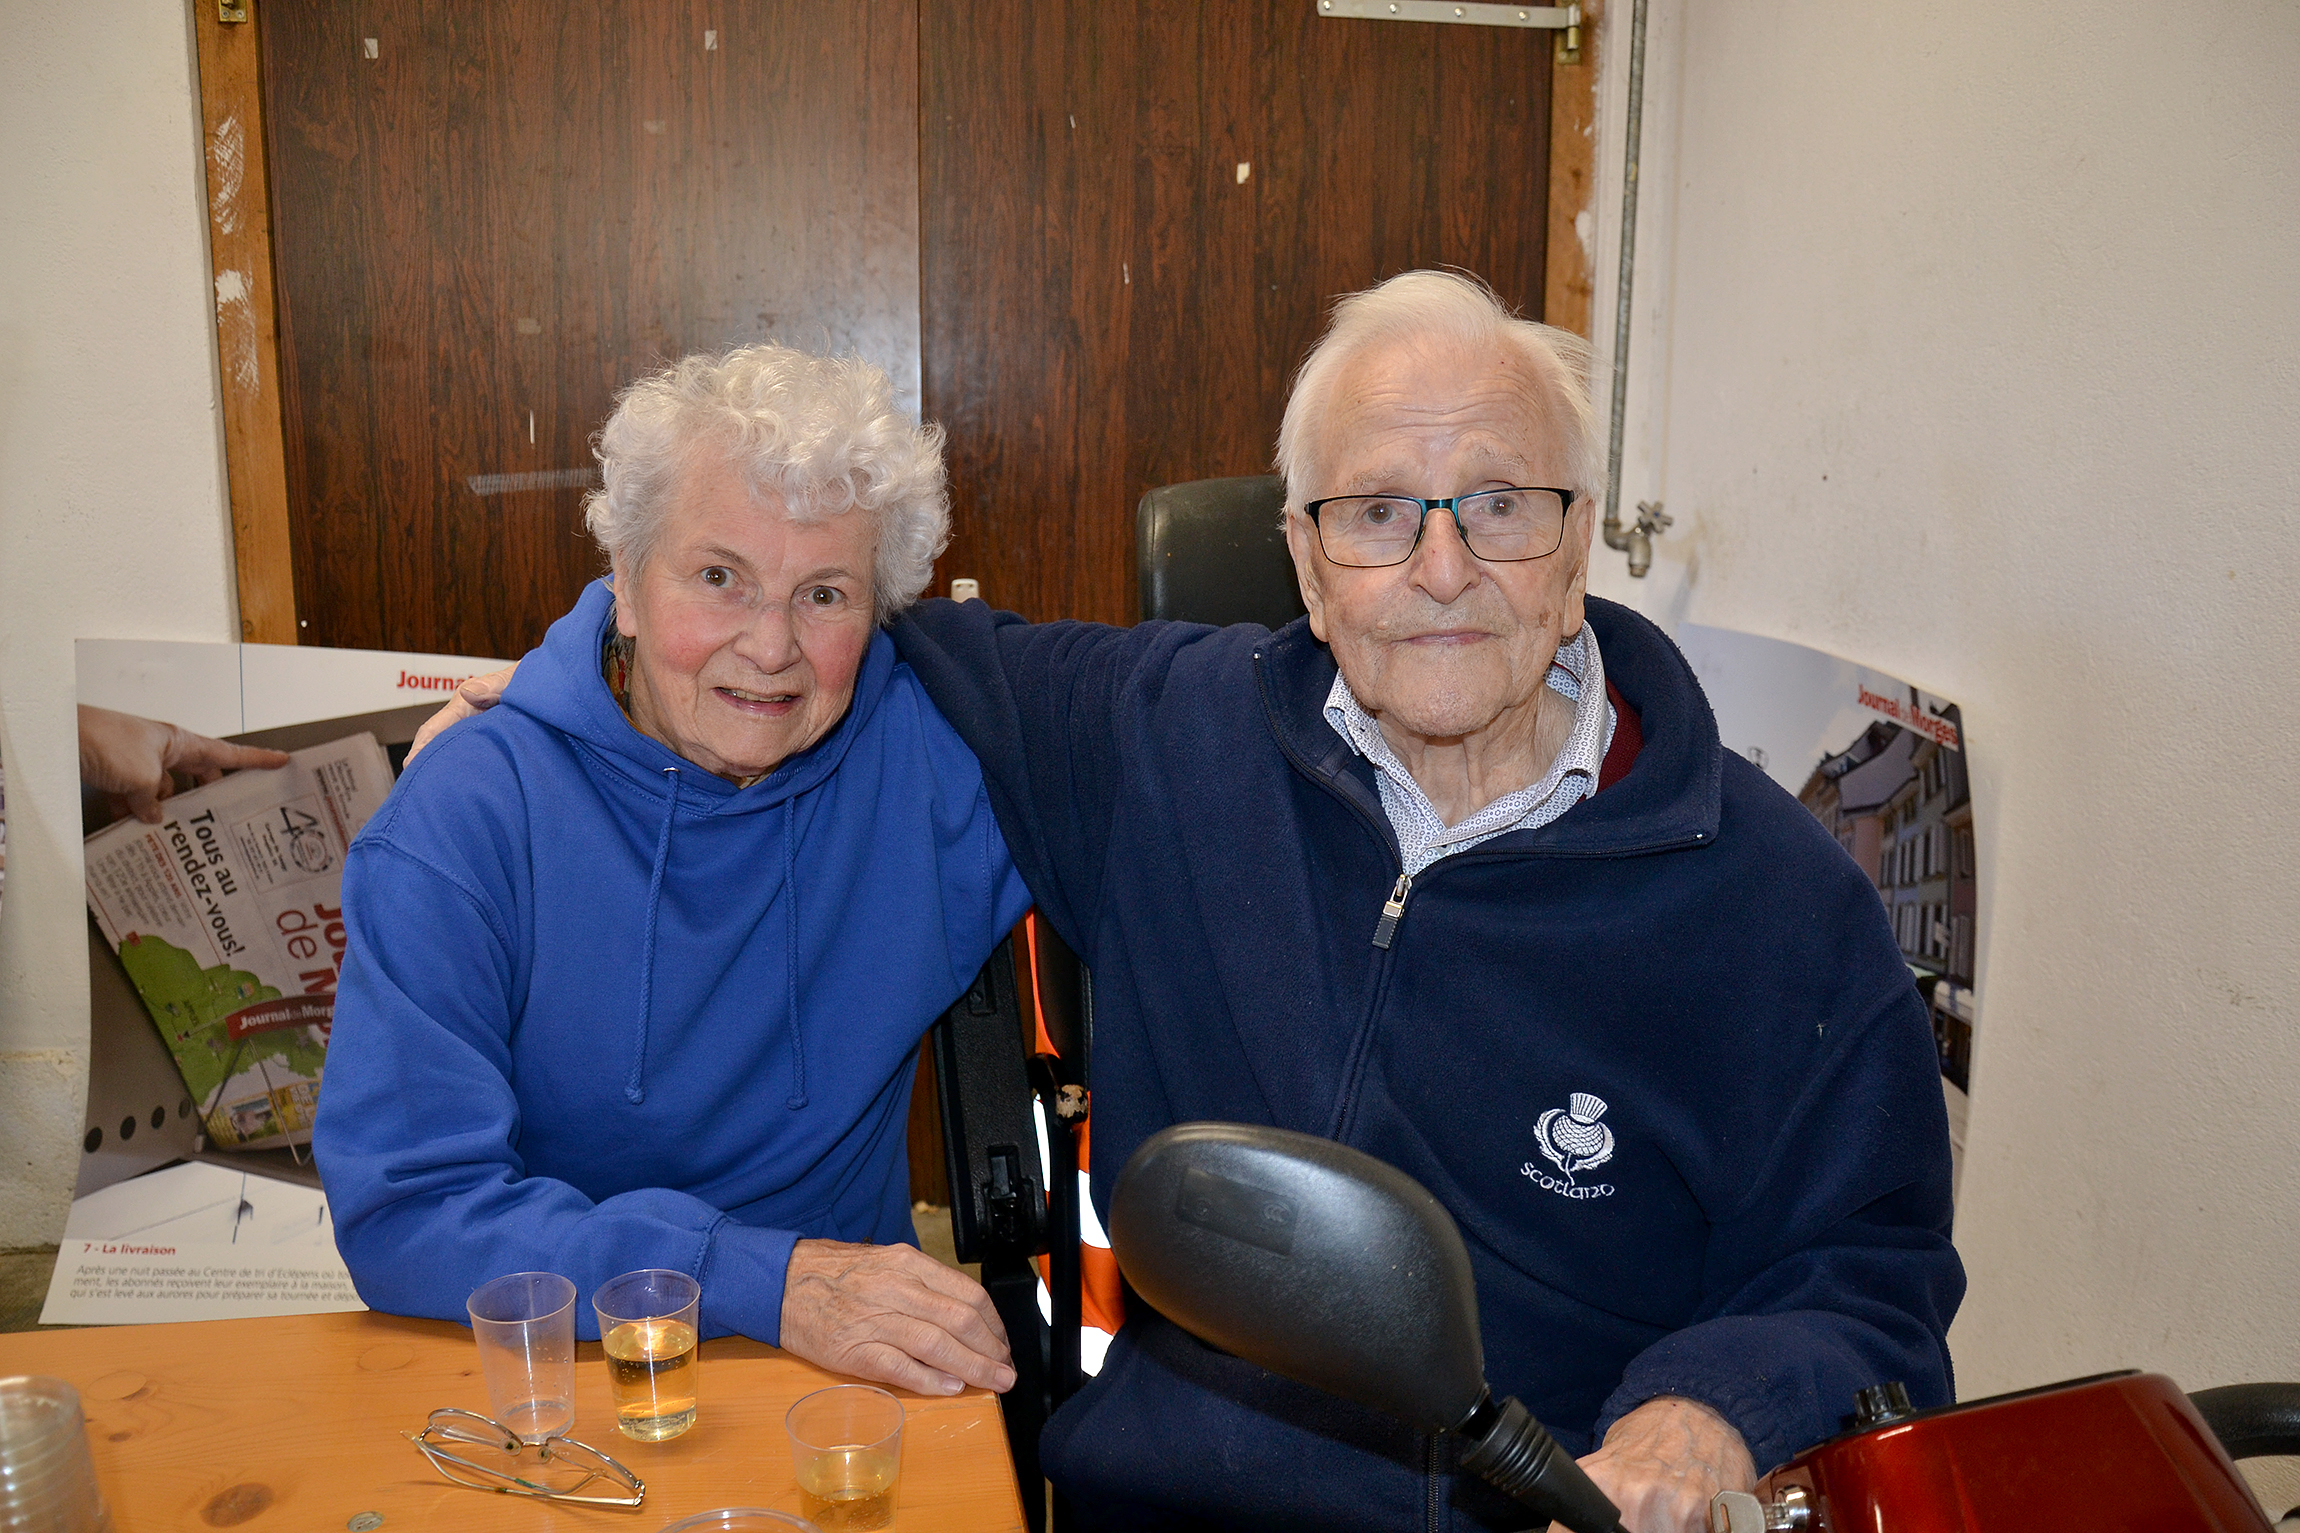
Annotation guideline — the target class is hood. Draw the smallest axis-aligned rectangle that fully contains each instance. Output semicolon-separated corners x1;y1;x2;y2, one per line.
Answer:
502;578;899;813
1251;595;1723;858
498;578;900;1109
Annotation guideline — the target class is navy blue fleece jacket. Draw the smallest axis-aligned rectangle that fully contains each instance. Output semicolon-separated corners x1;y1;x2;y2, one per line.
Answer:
316;580;1029;1341
890;595;1963;1532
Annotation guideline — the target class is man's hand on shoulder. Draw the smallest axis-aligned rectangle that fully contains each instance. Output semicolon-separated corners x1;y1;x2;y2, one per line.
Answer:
780;1238;1017;1398
1569;1395;1756;1533
406;664;518;763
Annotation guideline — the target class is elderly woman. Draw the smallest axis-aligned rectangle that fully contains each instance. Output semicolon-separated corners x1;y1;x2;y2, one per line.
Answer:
313;345;1028;1398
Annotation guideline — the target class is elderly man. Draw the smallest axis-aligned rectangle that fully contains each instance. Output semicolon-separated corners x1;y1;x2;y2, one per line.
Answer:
886;272;1961;1531
420;274;1959;1530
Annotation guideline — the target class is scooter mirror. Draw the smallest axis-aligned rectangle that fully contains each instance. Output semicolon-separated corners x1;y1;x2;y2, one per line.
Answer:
1110;1123;1628;1533
1107;1122;1487;1432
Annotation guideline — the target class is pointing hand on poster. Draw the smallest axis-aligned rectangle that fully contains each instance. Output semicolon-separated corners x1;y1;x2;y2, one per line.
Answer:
78;705;290;826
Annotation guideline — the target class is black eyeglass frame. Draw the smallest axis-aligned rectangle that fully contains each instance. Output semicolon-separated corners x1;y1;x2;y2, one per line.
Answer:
1300;487;1579;568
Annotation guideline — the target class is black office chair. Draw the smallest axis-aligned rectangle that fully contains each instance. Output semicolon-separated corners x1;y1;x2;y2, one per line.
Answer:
1135;474;1306;628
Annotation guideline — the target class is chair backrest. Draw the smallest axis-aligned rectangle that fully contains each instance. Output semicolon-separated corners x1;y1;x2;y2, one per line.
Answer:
1135;474;1307;629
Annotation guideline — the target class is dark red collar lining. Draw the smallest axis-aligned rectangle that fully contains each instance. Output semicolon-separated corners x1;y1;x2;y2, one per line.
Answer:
1596;678;1642;792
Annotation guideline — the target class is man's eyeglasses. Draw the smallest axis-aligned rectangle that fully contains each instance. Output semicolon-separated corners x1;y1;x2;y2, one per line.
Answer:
1302;488;1576;568
405;1408;646;1507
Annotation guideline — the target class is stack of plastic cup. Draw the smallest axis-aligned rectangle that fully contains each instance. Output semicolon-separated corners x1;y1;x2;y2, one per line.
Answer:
0;1376;110;1532
466;1272;578;1444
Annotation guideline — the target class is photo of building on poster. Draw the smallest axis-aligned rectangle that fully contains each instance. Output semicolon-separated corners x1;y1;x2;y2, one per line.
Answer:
1673;625;1979;1197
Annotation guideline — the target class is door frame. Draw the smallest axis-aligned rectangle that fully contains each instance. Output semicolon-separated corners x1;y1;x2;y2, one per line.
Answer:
192;0;299;644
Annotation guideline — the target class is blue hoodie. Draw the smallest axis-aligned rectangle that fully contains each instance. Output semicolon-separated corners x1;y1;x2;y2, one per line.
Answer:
315;579;1030;1341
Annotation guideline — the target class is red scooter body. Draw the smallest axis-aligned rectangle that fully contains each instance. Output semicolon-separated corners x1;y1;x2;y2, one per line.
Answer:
1750;1371;2273;1532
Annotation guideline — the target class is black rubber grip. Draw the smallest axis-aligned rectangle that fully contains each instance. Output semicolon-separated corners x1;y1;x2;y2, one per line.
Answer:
2190;1383;2300;1460
1458;1394;1627;1533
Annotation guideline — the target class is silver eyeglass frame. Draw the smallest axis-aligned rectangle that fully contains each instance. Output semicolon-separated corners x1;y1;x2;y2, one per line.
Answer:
404;1406;646;1508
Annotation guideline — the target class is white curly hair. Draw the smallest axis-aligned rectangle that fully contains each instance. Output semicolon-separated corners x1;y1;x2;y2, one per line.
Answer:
1274;270;1605;514
584;344;948;624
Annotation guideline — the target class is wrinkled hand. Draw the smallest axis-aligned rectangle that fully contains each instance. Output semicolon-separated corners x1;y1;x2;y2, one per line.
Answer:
404;663;517;763
77;705;290;824
1565;1396;1756;1533
780;1238;1016;1397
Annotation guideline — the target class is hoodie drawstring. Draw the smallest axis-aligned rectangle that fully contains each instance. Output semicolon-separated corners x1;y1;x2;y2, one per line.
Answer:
627;766;680;1105
783;797;809;1111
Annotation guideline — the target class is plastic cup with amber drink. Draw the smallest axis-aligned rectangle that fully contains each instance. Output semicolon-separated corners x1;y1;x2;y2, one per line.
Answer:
786;1384;903;1530
592;1268;701;1442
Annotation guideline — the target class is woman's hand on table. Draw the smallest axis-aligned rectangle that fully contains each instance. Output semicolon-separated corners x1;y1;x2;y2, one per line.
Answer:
780;1239;1017;1397
406;664;517;762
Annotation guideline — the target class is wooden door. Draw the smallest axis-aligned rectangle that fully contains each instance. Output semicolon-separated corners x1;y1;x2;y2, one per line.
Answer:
258;0;920;658
920;1;1555;626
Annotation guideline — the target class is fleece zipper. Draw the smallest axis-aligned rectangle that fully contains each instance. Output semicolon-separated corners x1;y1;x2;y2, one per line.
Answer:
1424;1432;1445;1533
1372;872;1414;949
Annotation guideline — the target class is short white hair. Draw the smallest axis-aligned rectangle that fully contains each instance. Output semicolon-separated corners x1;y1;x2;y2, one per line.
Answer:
1274;270;1605;511
584;344;948;623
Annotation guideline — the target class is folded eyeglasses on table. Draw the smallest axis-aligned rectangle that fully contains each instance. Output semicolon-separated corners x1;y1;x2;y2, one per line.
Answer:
405;1407;646;1507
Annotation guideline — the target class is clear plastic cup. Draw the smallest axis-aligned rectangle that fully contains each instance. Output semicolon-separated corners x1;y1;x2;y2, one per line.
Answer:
466;1271;577;1443
657;1512;821;1532
594;1269;702;1442
0;1375;109;1533
785;1385;902;1532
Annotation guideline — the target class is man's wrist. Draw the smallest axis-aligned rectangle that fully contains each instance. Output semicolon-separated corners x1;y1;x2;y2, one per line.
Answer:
1603;1394;1757;1481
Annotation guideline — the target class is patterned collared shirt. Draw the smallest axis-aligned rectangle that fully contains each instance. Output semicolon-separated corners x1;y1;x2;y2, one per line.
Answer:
1324;625;1615;878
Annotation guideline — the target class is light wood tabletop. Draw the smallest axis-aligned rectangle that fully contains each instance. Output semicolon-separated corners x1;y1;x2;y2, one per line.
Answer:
0;1310;1025;1531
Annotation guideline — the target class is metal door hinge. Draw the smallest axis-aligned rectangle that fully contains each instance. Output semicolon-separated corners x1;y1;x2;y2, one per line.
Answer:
219;0;249;22
1317;0;1581;32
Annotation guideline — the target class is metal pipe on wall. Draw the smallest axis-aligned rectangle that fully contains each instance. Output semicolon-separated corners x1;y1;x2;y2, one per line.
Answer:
1600;0;1669;576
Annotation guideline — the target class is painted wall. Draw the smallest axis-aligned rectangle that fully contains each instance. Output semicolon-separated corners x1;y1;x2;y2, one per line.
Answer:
0;3;238;1243
1583;0;2300;1409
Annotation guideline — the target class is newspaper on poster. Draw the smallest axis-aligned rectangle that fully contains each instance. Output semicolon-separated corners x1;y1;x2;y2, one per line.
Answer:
82;734;391;1150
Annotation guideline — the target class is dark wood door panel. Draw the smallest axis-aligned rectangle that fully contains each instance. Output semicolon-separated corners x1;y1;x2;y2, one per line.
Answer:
261;0;920;658
921;1;1553;627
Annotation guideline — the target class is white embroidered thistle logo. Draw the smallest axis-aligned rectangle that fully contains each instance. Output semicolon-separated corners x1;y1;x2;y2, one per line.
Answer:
1524;1092;1616;1199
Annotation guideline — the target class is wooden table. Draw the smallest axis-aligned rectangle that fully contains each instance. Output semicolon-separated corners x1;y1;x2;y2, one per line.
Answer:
0;1311;1025;1531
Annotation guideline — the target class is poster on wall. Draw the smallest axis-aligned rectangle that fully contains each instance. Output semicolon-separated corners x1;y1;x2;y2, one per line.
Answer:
1673;625;1980;1197
46;636;505;1323
72;637;507;1194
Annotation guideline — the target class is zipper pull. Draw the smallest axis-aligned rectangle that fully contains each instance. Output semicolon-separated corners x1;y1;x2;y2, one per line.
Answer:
1372;873;1413;950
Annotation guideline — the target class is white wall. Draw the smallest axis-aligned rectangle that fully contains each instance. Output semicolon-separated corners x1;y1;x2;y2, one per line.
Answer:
0;3;238;1243
1585;0;2300;1406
